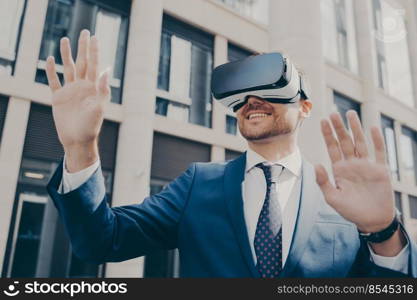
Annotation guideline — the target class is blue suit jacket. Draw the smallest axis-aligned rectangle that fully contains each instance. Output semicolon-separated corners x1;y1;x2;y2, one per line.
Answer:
47;153;417;277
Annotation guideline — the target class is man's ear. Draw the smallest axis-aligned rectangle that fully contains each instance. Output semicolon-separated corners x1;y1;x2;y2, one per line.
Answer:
299;99;312;118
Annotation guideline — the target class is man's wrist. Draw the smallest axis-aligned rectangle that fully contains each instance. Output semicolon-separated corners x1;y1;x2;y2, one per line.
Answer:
64;141;99;173
358;215;399;243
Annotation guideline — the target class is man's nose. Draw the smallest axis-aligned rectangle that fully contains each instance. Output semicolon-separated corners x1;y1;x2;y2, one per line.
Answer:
246;96;265;106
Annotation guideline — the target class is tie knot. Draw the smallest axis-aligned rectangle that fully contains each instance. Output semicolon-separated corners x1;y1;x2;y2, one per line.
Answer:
256;163;282;184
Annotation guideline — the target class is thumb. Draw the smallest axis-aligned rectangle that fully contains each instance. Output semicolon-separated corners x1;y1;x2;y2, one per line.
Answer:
315;164;338;206
98;68;111;99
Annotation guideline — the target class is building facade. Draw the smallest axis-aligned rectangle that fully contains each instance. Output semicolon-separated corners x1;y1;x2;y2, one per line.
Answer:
0;0;416;278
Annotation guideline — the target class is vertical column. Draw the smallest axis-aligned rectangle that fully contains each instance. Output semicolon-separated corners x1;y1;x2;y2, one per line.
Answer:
13;0;49;80
211;145;225;162
104;0;164;278
0;98;30;273
211;35;228;162
268;0;328;165
212;35;228;134
354;0;381;145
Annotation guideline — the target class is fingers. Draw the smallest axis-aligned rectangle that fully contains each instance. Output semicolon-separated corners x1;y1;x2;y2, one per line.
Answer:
321;119;342;164
371;126;387;164
75;29;90;79
98;69;111;99
330;112;356;160
315;164;338;206
60;37;76;83
45;56;62;92
347;110;369;158
87;36;99;82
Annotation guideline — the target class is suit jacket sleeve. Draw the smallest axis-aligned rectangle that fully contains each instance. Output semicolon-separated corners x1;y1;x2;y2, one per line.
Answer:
47;160;196;264
348;223;417;277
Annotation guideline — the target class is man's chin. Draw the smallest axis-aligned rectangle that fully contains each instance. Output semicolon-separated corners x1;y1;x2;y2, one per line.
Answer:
241;131;275;141
240;127;292;141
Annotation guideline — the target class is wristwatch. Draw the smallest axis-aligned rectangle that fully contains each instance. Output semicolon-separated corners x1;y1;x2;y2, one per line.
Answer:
358;214;400;243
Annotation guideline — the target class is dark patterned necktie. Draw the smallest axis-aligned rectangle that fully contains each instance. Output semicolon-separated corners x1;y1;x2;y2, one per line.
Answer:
254;163;283;278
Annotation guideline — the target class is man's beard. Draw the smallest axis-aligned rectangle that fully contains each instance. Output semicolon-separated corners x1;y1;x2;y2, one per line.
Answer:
238;115;293;141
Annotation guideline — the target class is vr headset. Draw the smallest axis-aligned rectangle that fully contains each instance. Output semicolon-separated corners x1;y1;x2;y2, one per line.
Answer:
211;52;310;112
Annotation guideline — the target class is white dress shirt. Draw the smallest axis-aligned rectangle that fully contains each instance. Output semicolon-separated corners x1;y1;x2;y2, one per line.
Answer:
60;150;409;273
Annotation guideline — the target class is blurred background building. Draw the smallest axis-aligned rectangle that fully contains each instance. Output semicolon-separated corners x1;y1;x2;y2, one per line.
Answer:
0;0;416;278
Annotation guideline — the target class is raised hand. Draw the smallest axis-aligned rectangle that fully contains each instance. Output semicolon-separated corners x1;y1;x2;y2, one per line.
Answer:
315;111;395;234
45;29;110;172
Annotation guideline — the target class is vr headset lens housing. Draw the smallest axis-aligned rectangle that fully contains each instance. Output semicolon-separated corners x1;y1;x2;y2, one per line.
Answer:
211;52;309;112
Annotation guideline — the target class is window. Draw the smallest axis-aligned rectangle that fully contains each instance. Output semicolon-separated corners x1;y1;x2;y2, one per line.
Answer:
333;92;361;128
226;115;238;135
409;195;417;219
156;15;214;128
0;96;9;146
372;0;414;107
321;0;358;73
225;43;253;135
0;0;26;76
394;192;403;222
400;127;417;186
36;0;130;104
217;0;269;24
381;115;399;180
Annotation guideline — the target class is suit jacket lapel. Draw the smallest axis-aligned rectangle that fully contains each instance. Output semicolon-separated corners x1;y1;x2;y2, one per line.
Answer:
223;152;260;277
280;160;322;277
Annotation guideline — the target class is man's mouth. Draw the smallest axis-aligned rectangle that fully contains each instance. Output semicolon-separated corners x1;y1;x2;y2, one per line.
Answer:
246;112;272;120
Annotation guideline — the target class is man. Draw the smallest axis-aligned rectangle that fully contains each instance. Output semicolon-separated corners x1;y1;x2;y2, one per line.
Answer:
45;30;416;277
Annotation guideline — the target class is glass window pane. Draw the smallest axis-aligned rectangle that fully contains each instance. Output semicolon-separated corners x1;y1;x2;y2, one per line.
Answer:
0;0;25;60
169;36;192;100
155;97;169;116
334;92;361;128
321;0;358;72
0;0;25;75
158;32;171;91
39;0;75;64
0;96;9;146
95;9;121;74
401;127;417;186
189;45;213;127
381;115;399;180
394;192;403;214
226;115;238;135
113;17;129;80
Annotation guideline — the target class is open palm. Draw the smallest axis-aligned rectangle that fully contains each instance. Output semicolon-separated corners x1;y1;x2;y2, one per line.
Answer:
315;111;395;233
45;29;110;149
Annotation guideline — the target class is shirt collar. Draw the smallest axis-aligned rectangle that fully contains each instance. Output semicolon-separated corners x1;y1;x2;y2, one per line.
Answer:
245;147;302;177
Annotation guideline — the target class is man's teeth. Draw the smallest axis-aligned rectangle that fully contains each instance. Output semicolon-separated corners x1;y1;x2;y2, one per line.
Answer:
248;113;269;120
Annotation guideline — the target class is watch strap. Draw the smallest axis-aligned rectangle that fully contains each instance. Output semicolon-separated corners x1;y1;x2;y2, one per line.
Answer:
358;216;399;243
